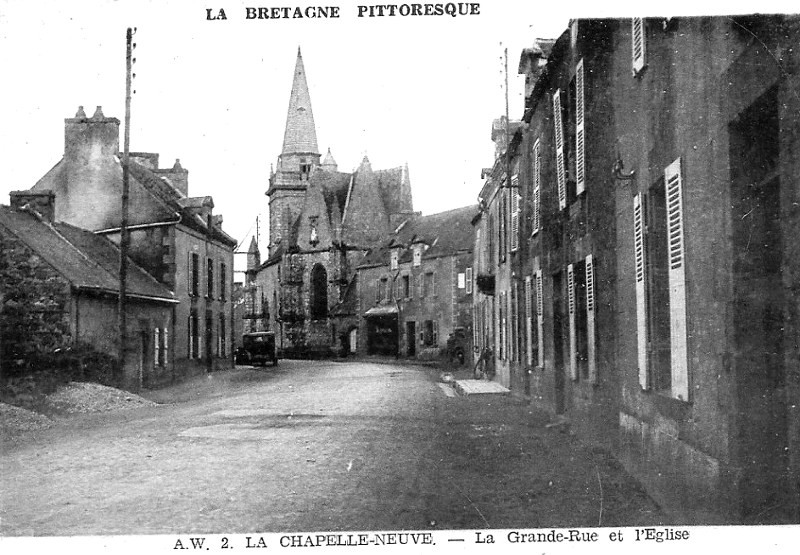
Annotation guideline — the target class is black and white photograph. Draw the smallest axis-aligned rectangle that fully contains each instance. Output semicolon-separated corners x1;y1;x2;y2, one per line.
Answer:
0;1;798;552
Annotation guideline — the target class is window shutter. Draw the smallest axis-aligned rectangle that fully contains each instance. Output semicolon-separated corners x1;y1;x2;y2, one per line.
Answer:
188;252;192;294
634;193;649;389
632;18;646;75
535;270;544;368
585;254;597;383
432;272;437;296
665;158;689;401
154;328;160;367
575;59;586;195
525;276;533;366
510;175;520;251
532;139;541;235
433;321;439;345
163;328;169;367
553;90;567;210
188;315;193;359
567;263;577;380
465;267;473;294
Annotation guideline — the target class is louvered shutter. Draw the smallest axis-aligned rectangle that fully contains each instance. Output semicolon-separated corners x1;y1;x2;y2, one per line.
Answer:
665;158;689;401
553;90;567;210
163;328;169;367
632;18;646;75
188;252;193;295
532;139;541;235
575;59;586;195
535;270;544;368
511;175;520;251
634;193;649;389
525;276;533;366
465;267;473;294
585;254;597;383
154;328;161;366
567;263;577;380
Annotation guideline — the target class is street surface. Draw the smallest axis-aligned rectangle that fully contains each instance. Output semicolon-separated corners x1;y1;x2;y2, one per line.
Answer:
0;360;665;535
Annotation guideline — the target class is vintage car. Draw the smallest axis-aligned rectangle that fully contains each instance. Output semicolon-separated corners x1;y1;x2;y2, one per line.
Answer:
239;331;278;367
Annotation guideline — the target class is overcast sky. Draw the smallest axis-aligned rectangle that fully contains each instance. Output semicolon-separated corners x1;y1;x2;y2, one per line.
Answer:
0;0;791;276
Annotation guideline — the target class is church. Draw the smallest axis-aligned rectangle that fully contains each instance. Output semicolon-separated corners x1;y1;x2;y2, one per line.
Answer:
245;48;416;357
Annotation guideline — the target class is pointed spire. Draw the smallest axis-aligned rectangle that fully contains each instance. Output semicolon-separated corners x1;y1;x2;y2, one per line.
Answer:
281;47;319;156
321;147;338;171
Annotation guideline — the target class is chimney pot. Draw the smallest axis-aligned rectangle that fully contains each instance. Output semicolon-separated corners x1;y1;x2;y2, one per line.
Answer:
92;106;105;119
76;106;87;118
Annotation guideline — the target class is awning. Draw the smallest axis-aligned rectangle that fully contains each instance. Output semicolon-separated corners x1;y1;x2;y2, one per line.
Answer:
364;305;399;317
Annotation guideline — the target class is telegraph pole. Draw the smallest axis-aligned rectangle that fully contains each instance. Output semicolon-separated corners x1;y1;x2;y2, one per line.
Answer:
118;27;135;383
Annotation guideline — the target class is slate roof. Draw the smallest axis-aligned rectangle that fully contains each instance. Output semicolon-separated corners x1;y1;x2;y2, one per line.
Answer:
0;205;176;303
33;158;236;247
357;204;476;268
282;48;319;156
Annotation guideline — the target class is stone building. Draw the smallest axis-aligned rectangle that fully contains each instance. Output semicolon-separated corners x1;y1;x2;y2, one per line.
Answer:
249;49;415;357
28;106;236;377
0;192;177;388
356;206;474;359
474;16;800;523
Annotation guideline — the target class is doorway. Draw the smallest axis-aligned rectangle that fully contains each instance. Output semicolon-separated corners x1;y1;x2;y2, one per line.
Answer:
406;321;416;357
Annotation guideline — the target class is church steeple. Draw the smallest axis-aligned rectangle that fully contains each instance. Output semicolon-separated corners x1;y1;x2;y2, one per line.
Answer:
282;47;319;157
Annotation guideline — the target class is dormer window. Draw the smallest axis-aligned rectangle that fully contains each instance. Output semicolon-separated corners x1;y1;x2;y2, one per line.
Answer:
309;216;319;247
299;157;311;178
413;246;422;267
390;250;398;270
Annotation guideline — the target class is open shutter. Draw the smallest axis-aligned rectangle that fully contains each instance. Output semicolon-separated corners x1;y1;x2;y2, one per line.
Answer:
567;263;577;380
510;175;520;251
575;59;586;195
154;328;160;367
188;252;192;295
632;18;646;75
465;267;473;294
535;270;544;368
532;139;541;235
553;90;567;210
585;254;597;383
634;193;649;389
163;327;169;367
525;276;533;366
665;158;689;401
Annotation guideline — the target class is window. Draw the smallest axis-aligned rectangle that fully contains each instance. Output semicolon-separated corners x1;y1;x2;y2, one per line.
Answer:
465;267;473;294
402;274;411;299
423;272;435;297
632;18;646;75
633;158;689;400
390;250;398;270
219;262;226;301
574;260;588;380
190;253;199;297
553;90;567;210
310;264;328;319
422;320;438;346
532;139;541;236
499;188;507;261
207;258;214;299
413;246;422;267
575;59;586;195
189;310;199;359
499;291;506;360
458;272;465;289
376;277;387;303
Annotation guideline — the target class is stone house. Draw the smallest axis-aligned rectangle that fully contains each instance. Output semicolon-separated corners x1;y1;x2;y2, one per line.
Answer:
0;192;177;388
474;15;800;523
356;206;474;359
28;106;236;376
248;49;415;357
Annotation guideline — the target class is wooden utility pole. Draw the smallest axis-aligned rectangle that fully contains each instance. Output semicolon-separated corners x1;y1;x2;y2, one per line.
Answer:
118;27;134;381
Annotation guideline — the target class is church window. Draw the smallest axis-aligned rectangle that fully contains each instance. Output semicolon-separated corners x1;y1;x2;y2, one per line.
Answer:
310;263;328;319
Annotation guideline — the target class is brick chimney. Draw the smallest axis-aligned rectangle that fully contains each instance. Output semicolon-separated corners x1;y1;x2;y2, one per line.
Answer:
10;190;56;223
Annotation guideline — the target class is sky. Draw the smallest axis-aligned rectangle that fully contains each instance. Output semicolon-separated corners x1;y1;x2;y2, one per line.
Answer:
0;0;793;277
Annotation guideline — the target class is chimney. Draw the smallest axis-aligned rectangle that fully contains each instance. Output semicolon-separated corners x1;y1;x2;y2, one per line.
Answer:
154;158;189;196
10;190;56;223
62;106;121;229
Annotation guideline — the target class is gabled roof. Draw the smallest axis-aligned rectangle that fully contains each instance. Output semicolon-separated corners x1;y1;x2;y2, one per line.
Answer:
0;205;176;303
356;204;476;268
